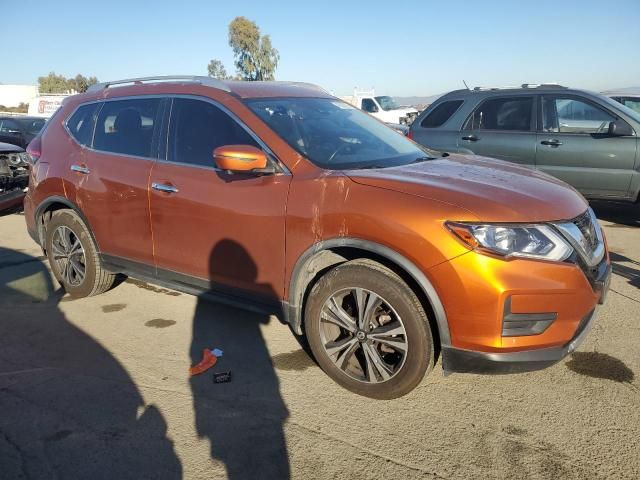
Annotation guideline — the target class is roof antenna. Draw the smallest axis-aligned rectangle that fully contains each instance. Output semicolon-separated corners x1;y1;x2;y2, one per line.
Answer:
462;80;470;90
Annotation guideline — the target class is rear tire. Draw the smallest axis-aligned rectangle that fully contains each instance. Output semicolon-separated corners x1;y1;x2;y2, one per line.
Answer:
304;259;434;399
45;209;115;298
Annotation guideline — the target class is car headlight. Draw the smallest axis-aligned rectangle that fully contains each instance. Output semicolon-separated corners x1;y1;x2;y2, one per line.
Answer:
446;222;573;262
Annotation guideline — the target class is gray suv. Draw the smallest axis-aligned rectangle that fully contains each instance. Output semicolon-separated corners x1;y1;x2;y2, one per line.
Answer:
409;84;640;203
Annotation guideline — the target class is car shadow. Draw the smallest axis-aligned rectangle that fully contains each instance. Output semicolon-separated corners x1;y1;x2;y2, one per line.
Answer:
609;251;640;289
190;239;290;479
0;247;181;479
590;201;639;228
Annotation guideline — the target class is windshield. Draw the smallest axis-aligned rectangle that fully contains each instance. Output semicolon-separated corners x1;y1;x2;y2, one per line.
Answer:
16;118;46;135
246;97;434;170
375;96;401;111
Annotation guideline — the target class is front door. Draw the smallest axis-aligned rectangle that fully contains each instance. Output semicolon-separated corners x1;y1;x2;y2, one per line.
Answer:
457;95;537;168
149;97;290;302
535;95;637;199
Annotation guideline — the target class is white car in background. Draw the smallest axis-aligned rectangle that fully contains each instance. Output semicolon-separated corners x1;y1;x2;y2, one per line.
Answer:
340;89;419;125
602;88;640;115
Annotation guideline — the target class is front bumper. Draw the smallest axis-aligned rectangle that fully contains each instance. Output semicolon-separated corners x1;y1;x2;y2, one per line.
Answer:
0;188;26;214
442;307;597;373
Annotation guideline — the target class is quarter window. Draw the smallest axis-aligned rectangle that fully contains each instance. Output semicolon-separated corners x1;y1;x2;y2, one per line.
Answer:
168;98;259;168
93;98;162;158
66;103;100;146
542;97;615;134
420;100;463;128
464;97;533;131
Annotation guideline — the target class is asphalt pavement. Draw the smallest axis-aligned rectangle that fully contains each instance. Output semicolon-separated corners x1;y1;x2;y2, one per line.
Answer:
0;203;638;479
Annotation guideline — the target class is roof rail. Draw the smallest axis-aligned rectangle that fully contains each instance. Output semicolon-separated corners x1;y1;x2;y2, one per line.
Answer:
472;83;567;92
521;83;567;89
86;76;231;93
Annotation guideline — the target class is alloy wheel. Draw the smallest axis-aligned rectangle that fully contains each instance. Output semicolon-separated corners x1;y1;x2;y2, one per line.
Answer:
319;287;408;383
51;225;86;287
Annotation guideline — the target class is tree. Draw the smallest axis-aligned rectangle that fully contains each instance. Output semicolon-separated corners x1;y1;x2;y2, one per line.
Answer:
38;72;69;94
207;59;230;80
38;72;98;93
67;74;98;93
228;16;279;81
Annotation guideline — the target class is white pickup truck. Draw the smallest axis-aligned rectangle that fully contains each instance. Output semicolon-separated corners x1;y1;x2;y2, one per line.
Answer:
340;90;419;125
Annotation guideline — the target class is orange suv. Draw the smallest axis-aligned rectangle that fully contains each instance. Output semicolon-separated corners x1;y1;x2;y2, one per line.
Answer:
24;76;611;398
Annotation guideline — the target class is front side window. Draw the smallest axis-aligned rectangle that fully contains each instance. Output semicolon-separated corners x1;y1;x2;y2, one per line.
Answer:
17;118;46;135
421;100;464;128
66;103;100;146
375;96;400;111
542;97;615;134
246;97;434;170
464;97;533;131
361;98;378;113
93;98;161;158
168;98;259;168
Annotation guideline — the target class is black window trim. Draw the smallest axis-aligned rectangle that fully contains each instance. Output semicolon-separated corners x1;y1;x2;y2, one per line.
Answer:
63;95;168;162
160;94;288;175
537;93;630;136
63;94;288;174
419;99;464;129
461;94;537;133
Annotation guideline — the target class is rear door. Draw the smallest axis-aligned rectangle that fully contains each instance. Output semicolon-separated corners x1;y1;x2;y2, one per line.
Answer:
535;94;637;199
149;97;290;302
66;97;165;267
457;95;537;167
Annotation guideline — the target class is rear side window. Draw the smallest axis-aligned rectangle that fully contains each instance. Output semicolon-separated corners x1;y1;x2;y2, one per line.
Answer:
464;97;533;131
66;103;100;146
93;98;162;158
168;98;259;168
420;100;463;128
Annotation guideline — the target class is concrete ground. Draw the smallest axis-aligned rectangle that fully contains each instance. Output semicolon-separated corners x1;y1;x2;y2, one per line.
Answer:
0;203;638;479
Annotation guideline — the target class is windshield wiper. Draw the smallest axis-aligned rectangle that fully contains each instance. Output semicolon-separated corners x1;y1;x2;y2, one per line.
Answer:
411;156;432;164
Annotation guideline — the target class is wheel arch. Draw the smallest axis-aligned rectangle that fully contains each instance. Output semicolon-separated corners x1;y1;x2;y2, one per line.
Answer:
35;196;100;253
286;238;451;349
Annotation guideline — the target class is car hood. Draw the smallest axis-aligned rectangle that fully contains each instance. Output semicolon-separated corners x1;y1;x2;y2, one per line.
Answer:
344;154;588;223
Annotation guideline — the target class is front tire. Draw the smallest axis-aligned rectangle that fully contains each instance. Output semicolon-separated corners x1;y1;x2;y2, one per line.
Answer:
304;259;434;399
45;209;115;298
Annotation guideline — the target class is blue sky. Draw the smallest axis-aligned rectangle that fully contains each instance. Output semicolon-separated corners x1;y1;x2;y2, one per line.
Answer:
4;0;639;96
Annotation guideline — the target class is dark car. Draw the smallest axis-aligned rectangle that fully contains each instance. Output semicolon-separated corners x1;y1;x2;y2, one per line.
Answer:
409;84;640;204
0;116;47;148
0;142;30;213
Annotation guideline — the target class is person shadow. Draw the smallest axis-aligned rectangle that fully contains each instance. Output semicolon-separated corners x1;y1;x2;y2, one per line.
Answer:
0;247;181;479
190;239;290;479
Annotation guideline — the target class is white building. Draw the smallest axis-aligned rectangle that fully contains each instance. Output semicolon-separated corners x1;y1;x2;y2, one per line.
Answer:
0;84;39;108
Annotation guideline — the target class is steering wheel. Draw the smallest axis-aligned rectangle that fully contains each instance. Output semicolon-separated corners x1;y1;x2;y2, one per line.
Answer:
327;142;356;164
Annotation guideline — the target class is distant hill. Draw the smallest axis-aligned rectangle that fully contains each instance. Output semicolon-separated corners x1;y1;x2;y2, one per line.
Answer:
394;93;447;108
601;86;640;95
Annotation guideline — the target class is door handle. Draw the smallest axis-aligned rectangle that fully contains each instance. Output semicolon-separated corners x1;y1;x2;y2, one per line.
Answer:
540;139;563;147
152;182;179;194
461;135;479;142
70;164;90;174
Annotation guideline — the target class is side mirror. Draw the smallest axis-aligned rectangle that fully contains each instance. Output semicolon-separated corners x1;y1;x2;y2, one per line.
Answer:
213;145;273;174
608;120;634;137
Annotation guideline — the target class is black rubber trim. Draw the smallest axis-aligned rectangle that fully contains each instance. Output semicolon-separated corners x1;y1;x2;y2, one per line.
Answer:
502;296;556;337
442;307;597;374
